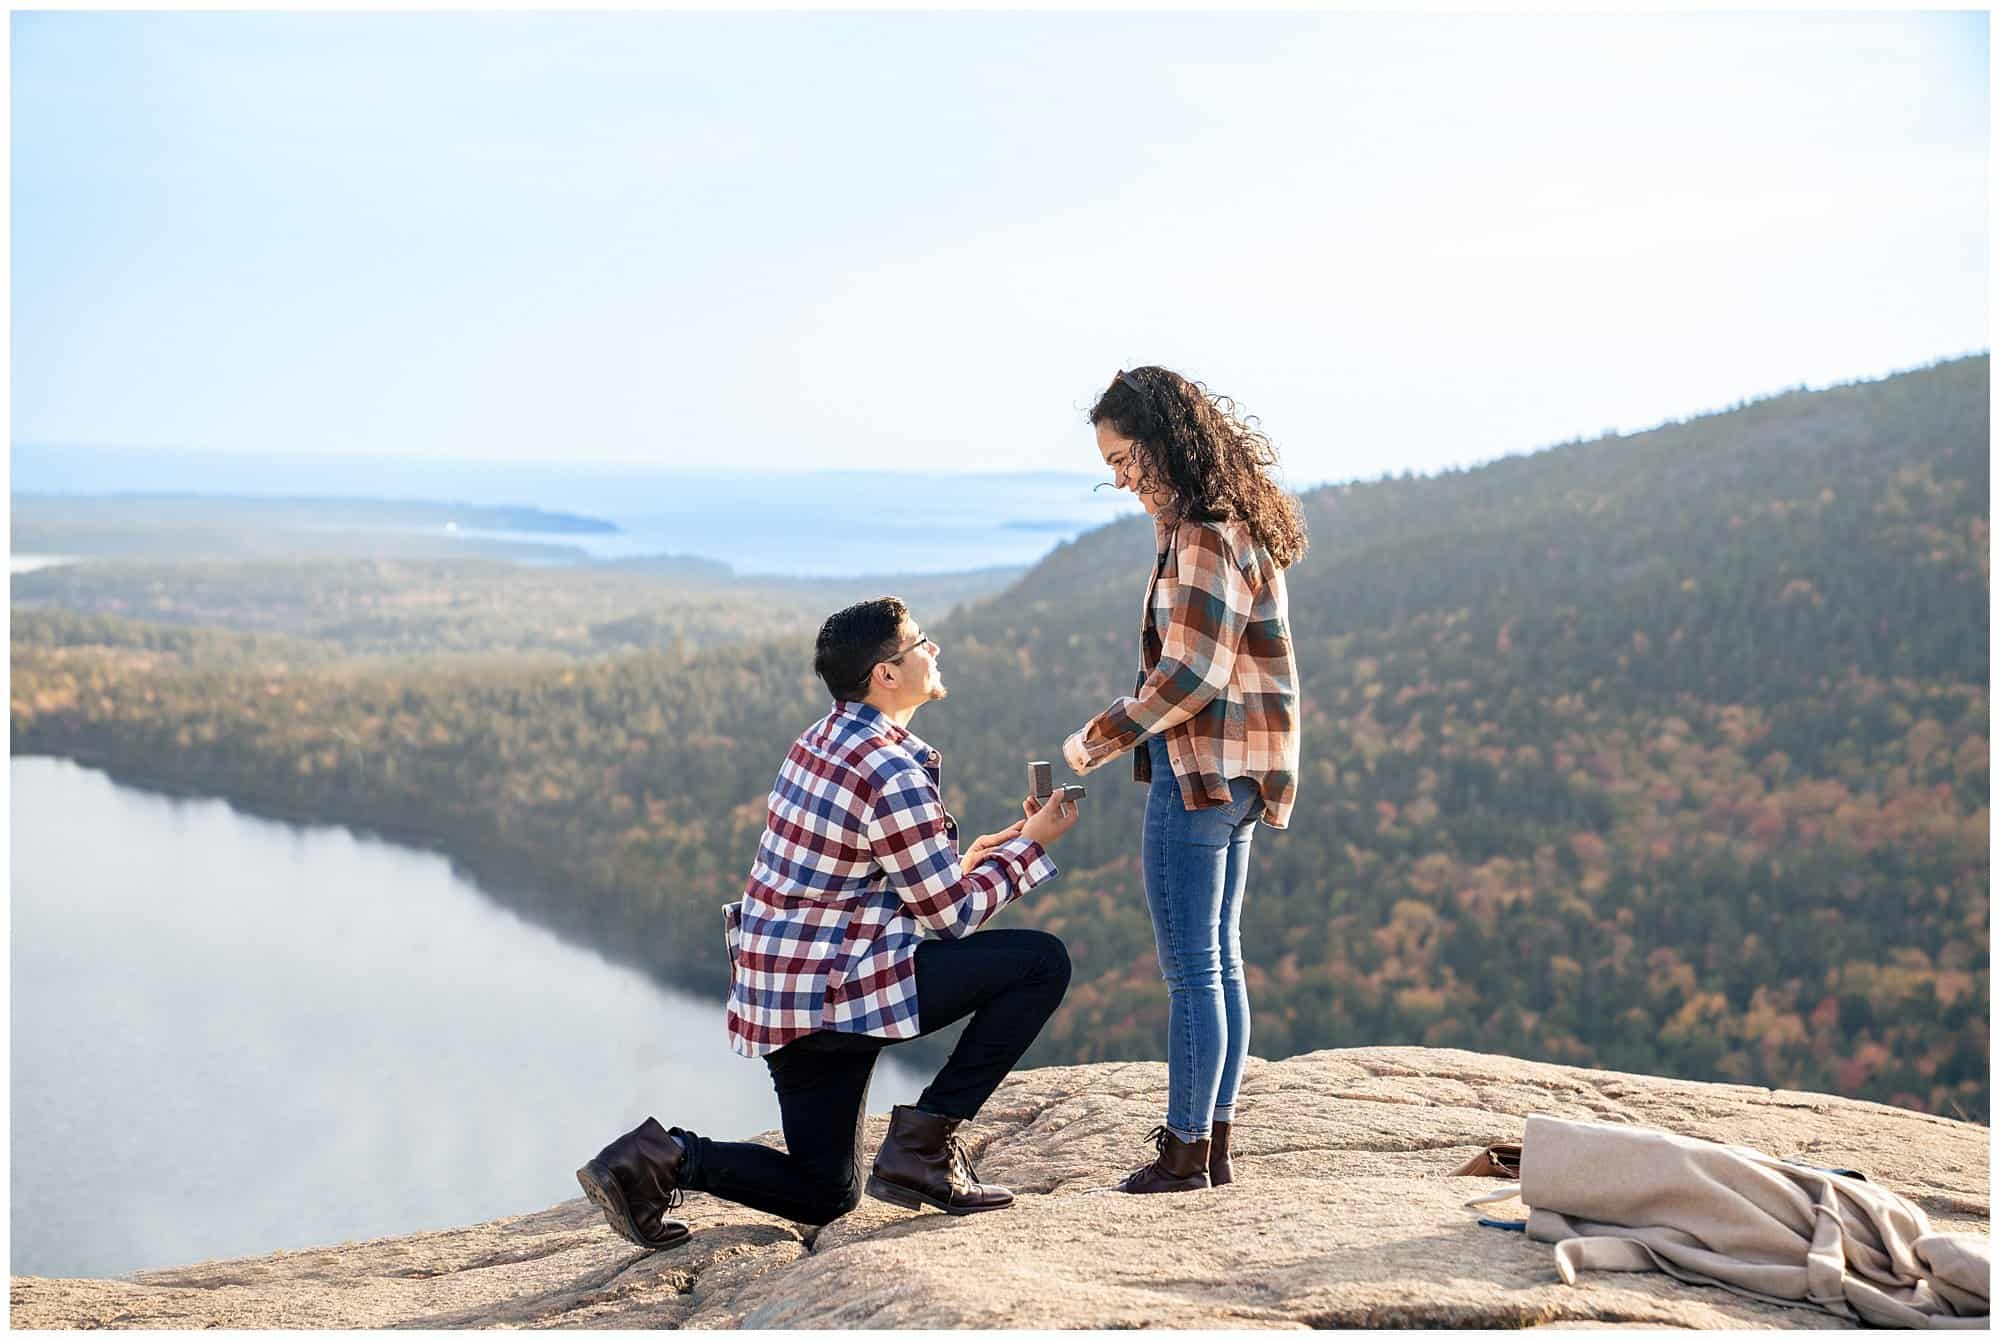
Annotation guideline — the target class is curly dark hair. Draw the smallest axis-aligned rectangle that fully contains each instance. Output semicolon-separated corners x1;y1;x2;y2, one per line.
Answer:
1090;366;1308;568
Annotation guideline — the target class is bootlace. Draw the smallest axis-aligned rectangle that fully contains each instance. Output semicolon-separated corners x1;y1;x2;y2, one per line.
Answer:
946;1134;979;1186
1143;1124;1172;1160
638;1149;686;1211
639;1173;685;1211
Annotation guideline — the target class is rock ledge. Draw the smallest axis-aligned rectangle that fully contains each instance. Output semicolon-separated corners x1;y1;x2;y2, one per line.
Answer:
11;1046;1988;1330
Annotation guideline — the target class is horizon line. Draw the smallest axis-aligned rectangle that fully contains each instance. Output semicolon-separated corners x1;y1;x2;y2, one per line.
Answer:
11;349;1989;499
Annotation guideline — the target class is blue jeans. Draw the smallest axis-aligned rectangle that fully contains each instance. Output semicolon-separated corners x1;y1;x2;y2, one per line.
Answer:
1142;733;1260;1143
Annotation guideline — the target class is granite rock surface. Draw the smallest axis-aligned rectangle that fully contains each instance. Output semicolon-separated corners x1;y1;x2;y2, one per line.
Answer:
11;1046;1988;1329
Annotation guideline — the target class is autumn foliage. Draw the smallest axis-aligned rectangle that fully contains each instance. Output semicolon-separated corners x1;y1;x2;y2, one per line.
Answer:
12;356;1988;1119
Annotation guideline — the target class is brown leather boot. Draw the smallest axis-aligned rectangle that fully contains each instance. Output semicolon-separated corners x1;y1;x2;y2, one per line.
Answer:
1117;1124;1212;1194
1209;1120;1234;1186
576;1116;692;1250
865;1105;1014;1215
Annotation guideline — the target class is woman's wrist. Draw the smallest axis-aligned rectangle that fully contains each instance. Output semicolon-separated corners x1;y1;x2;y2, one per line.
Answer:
1062;729;1095;773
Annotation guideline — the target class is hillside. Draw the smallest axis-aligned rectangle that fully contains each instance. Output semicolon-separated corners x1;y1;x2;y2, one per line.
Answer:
9;1048;1988;1329
11;356;1989;1117
924;354;1989;1112
11;555;1027;660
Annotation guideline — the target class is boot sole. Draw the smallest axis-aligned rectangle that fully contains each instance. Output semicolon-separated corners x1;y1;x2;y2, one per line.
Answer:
1116;1174;1211;1194
576;1162;691;1251
864;1174;1012;1216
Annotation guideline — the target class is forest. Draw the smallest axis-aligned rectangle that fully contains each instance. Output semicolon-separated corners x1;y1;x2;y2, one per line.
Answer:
12;355;1988;1119
12;556;1025;661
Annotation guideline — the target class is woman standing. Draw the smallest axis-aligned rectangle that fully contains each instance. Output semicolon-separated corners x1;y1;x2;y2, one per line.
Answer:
1062;366;1306;1194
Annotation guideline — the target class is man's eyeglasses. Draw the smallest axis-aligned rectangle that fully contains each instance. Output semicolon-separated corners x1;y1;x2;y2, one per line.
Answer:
876;631;936;668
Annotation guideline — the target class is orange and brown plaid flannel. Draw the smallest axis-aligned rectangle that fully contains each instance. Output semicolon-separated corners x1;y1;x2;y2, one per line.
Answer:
1064;516;1300;828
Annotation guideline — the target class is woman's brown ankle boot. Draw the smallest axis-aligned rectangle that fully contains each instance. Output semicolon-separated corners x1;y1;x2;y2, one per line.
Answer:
1116;1125;1211;1194
1209;1120;1233;1186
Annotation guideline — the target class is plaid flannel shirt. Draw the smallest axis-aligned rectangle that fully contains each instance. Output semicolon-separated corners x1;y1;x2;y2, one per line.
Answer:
1065;516;1300;828
724;699;1058;1058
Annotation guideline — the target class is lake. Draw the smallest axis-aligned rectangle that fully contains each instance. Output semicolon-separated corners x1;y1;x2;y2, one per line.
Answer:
9;756;925;1279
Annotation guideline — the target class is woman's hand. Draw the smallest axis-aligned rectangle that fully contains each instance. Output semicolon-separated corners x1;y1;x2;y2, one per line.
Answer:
963;820;1026;869
1064;704;1133;775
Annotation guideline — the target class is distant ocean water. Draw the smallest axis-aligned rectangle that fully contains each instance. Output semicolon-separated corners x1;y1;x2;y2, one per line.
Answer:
10;445;1139;578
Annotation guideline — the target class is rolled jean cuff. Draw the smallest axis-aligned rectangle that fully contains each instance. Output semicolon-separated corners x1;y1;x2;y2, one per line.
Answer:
1211;1104;1235;1123
1168;1121;1209;1144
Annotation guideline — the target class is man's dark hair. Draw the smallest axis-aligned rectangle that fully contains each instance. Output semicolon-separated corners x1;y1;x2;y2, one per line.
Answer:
815;596;910;701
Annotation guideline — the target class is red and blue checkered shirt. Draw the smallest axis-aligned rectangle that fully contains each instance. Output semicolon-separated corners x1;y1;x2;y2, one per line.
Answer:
724;699;1059;1058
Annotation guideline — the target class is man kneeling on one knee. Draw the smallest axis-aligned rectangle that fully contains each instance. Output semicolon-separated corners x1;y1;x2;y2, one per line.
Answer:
577;596;1081;1247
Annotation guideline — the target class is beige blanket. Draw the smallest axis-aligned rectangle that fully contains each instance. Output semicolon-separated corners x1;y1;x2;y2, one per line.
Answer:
1505;1114;1989;1328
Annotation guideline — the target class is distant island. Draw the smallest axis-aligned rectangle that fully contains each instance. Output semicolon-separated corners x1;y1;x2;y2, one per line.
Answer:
1001;518;1092;533
14;491;621;533
432;503;619;535
10;493;619;563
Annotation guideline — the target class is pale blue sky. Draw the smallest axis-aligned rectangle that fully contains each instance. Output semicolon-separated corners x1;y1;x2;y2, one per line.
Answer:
11;10;1989;485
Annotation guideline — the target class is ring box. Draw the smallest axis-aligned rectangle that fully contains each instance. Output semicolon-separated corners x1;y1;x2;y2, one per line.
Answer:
1029;761;1082;805
1028;760;1053;801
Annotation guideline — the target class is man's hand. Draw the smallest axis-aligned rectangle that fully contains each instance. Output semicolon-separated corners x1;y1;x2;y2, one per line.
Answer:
1021;790;1082;848
963;820;1026;869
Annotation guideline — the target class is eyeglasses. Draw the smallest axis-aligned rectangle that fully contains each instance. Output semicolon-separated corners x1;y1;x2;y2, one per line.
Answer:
876;630;936;668
1114;368;1148;396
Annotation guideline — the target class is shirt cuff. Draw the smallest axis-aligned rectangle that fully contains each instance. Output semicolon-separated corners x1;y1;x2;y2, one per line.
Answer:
1001;835;1059;889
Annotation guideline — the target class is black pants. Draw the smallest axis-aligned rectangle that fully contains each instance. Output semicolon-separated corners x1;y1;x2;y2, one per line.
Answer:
675;928;1070;1225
